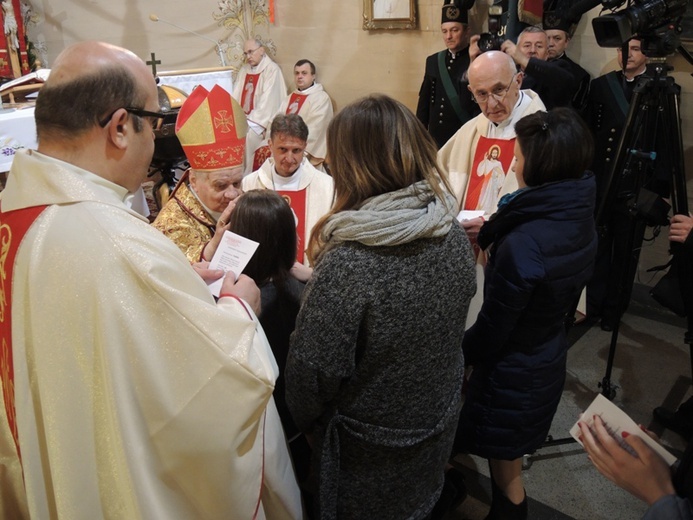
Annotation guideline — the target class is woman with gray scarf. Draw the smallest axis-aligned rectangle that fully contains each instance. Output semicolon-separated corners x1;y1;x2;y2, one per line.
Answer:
285;94;476;519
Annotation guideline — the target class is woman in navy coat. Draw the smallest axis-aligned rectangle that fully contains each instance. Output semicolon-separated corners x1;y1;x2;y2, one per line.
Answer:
456;107;598;519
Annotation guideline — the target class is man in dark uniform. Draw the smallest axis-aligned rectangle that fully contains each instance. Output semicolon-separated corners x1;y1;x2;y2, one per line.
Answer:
543;10;591;113
585;37;675;329
416;0;479;148
500;26;576;110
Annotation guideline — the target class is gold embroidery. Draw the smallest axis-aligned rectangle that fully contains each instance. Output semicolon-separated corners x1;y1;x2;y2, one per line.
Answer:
0;337;18;448
214;110;234;133
0;223;11;323
152;180;215;262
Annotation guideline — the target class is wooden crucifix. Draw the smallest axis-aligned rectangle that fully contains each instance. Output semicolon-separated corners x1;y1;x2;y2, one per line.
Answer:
146;52;161;76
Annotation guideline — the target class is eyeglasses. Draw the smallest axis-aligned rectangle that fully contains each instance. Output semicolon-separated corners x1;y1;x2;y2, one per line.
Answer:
243;47;261;57
471;74;518;105
99;107;167;130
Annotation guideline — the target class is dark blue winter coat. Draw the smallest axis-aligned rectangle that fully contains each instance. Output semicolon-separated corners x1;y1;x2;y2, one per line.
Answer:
456;173;597;460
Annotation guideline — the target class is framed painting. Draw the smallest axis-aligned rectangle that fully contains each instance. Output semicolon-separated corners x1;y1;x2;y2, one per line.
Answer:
363;0;417;30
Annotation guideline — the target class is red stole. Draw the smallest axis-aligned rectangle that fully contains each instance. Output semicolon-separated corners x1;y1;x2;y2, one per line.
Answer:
465;136;515;211
285;93;308;115
0;204;48;463
241;73;260;114
276;189;307;263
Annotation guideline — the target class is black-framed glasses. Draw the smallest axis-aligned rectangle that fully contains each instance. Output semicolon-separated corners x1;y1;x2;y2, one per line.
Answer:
99;107;167;130
471;73;518;105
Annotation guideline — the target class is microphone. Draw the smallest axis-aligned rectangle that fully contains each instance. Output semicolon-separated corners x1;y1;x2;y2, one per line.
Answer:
149;13;226;67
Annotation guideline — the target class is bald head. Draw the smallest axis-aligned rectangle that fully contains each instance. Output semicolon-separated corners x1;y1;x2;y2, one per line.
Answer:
467;51;522;124
35;41;160;191
468;51;517;84
48;41;149;88
36;41;156;143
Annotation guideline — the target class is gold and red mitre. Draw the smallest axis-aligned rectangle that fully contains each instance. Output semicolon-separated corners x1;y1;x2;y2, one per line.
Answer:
175;84;248;171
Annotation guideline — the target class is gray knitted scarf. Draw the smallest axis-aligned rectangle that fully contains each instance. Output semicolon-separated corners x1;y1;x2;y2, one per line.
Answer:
319;179;457;259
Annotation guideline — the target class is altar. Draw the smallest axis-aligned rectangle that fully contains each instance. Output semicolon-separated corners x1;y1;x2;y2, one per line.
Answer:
0;106;37;173
156;67;234;96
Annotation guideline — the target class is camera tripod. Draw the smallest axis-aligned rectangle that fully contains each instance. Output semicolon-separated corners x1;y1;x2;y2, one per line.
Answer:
596;57;691;400
522;56;690;471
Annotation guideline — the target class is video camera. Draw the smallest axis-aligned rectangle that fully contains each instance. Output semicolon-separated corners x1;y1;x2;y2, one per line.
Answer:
591;0;688;50
478;2;507;53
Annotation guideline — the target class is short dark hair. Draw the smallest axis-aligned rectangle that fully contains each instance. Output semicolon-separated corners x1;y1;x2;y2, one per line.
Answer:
228;190;297;287
514;107;594;186
270;114;309;142
35;65;147;142
294;59;316;75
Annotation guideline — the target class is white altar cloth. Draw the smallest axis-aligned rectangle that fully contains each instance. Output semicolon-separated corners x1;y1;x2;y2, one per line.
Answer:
157;68;234;96
0;107;37;173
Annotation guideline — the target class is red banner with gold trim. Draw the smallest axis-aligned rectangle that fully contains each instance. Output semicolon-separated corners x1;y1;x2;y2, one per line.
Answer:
0;203;47;462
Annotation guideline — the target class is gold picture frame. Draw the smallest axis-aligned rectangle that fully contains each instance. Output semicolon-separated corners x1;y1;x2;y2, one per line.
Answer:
363;0;417;30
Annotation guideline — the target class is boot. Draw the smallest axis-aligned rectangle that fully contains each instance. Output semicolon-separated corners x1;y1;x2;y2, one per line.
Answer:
484;478;528;520
429;467;468;520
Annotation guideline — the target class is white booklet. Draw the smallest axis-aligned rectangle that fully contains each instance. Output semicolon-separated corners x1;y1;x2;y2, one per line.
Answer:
207;231;259;298
569;393;677;466
456;209;485;222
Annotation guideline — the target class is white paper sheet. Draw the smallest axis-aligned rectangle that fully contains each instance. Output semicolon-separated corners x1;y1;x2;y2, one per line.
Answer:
569;394;677;466
456;210;485;222
207;231;259;297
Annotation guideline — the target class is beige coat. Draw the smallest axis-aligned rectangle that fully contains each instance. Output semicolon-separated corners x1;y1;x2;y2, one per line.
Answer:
1;150;301;520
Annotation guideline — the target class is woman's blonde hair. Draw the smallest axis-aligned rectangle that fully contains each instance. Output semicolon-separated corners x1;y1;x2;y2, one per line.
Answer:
307;94;454;264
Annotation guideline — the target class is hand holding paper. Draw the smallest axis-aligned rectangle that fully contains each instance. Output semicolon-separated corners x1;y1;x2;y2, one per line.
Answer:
207;231;259;297
571;396;675;505
570;394;676;466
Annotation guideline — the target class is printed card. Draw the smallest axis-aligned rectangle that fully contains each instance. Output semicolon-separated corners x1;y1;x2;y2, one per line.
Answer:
207;231;259;297
570;393;677;466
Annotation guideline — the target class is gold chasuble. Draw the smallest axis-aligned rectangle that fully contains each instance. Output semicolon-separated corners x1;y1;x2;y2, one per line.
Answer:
152;172;215;262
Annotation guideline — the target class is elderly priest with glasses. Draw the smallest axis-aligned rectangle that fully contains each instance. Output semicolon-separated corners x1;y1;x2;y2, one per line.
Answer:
233;37;287;174
437;50;545;325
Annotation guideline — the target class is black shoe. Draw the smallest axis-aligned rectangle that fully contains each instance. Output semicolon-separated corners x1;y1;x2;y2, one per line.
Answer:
484;489;527;520
429;467;468;520
653;406;693;439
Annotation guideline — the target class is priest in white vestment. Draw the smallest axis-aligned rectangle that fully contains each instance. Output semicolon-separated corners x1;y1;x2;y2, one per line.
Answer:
0;41;301;520
243;114;334;267
437;51;545;328
276;59;333;168
233;38;287;175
